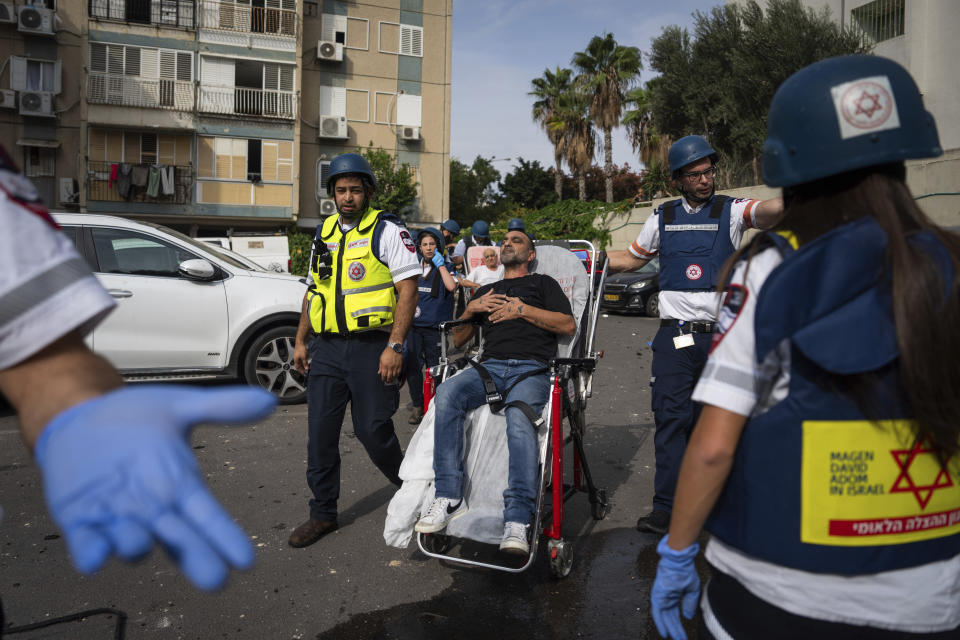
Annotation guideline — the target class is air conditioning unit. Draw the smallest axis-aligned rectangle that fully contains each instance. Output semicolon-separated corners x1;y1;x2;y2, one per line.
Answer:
0;2;16;24
400;125;421;142
0;89;16;109
318;115;348;139
319;198;337;216
316;40;343;63
18;5;54;36
59;178;79;205
19;91;54;117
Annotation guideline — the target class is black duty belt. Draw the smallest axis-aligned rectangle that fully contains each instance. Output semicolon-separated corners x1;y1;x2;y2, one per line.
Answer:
660;319;715;334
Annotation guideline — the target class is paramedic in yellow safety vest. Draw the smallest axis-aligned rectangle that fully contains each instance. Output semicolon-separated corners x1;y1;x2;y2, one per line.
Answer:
288;153;420;549
650;55;960;640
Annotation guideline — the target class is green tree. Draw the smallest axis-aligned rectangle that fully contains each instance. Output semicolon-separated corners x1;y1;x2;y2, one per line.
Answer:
572;33;642;203
530;66;574;201
358;144;419;217
647;0;869;187
449;155;502;228
550;85;595;202
499;158;558;209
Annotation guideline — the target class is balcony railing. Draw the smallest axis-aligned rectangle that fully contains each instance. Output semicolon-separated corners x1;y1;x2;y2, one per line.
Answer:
198;1;296;38
88;73;194;112
199;85;296;119
89;0;195;30
88;161;194;204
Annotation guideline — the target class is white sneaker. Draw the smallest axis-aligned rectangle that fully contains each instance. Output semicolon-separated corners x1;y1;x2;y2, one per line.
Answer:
415;497;468;533
499;521;530;555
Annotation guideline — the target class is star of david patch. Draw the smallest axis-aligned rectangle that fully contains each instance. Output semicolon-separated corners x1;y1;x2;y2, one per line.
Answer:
889;437;954;509
347;261;366;281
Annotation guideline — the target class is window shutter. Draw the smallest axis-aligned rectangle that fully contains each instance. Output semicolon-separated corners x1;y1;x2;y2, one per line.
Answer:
125;47;141;77
138;48;156;80
263;63;278;91
176;52;192;81
90;44;107;73
141;133;158;164
397;94;421;126
107;45;124;74
202;56;234;87
321;13;335;42
10;57;27;91
261;141;278;182
158;50;175;80
215;137;232;179
278;66;293;92
399;25;423;57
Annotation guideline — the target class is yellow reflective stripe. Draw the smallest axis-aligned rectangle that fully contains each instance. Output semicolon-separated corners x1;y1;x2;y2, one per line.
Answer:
350;306;393;318
342;281;395;296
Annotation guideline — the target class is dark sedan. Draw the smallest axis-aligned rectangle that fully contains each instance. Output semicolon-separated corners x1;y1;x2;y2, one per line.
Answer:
600;258;660;316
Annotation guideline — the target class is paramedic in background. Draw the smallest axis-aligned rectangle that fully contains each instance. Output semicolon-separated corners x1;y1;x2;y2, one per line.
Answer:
0;144;276;619
451;220;495;272
606;136;784;536
289;153;419;548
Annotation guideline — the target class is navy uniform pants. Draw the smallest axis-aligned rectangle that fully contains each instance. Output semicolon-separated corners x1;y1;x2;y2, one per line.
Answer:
650;325;714;513
306;332;403;521
403;324;443;409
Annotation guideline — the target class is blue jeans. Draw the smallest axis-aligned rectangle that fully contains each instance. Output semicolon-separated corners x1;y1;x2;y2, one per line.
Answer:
432;359;550;524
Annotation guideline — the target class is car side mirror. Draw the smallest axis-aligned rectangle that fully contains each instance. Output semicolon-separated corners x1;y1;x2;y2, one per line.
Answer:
179;258;216;281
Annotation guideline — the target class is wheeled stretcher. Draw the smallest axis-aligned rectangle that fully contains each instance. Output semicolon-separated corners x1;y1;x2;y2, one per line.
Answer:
384;242;608;576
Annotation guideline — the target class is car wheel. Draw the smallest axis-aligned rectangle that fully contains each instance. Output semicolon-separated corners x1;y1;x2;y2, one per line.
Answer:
242;326;306;405
645;293;660;318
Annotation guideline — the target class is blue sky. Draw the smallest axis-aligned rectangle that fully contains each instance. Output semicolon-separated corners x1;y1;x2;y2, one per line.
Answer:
450;0;719;174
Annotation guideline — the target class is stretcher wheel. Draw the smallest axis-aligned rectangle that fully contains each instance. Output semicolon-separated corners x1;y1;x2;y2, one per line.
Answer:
591;489;609;521
547;539;573;578
421;532;452;554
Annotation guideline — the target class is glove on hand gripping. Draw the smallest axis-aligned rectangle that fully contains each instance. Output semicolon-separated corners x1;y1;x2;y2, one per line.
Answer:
431;251;446;270
34;385;276;590
650;535;701;640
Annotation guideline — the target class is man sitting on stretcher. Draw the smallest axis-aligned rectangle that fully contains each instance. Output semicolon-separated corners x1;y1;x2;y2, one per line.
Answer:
414;230;576;555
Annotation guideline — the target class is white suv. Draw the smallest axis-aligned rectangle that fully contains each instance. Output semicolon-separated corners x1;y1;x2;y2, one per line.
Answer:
54;213;308;404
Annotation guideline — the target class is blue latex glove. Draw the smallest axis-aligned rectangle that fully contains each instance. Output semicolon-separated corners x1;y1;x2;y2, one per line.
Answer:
34;385;276;591
430;251;445;269
651;535;700;640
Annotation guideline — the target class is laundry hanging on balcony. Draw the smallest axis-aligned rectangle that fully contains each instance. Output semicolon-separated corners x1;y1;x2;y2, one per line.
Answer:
117;164;133;198
160;165;175;195
147;166;162;197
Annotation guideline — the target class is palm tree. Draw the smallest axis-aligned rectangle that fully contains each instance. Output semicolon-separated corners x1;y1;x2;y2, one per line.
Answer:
549;86;595;202
622;86;652;164
530;66;573;201
572;33;642;203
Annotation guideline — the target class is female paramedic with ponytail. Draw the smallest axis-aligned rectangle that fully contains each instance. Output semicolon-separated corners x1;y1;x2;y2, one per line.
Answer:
650;55;960;640
404;227;458;425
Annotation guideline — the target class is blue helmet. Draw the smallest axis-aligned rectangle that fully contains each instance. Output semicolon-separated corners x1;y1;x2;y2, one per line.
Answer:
507;217;525;231
326;153;377;196
668;135;718;176
417;226;444;249
440;219;461;235
763;55;941;188
471;220;489;238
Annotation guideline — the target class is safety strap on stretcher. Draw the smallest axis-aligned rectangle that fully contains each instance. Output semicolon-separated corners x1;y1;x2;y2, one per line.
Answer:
468;359;548;429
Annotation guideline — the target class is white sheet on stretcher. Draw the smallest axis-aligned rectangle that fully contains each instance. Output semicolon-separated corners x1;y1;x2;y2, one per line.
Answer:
382;244;589;549
383;383;552;547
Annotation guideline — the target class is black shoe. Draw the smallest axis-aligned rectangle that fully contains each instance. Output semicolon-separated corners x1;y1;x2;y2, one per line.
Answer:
636;510;670;535
288;518;338;547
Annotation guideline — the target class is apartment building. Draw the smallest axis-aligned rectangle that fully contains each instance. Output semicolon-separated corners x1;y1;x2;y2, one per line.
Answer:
729;0;960;223
2;0;449;235
298;0;452;230
0;1;82;209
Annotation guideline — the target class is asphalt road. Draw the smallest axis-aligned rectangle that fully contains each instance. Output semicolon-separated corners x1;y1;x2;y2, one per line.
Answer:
0;313;701;640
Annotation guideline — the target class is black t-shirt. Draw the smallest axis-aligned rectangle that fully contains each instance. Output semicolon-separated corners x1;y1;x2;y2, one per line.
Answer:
474;273;573;364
